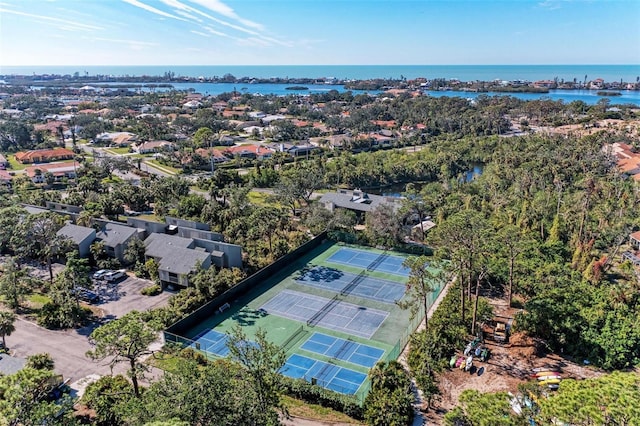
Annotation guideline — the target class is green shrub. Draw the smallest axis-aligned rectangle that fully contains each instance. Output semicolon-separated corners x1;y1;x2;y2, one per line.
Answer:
37;302;92;329
26;353;55;370
180;348;208;365
282;377;363;419
141;285;162;296
83;375;134;426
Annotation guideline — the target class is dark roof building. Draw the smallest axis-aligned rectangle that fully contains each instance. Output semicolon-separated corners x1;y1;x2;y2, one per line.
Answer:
319;189;402;214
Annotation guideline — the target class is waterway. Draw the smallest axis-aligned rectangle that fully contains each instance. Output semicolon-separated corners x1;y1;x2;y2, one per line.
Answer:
111;81;640;106
369;164;484;197
3;64;639;82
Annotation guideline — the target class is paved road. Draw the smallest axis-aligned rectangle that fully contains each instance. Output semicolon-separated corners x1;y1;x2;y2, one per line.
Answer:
10;317;125;380
7;275;173;384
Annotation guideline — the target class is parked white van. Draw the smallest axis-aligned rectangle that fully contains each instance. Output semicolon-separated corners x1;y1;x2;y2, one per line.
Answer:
103;269;126;282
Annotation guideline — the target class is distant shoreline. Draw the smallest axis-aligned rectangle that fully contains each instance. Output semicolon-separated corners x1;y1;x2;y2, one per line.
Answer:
4;73;637;94
1;64;639;83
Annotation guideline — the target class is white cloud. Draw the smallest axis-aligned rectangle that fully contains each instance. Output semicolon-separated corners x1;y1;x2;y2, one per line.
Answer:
202;25;231;38
88;36;158;48
188;0;263;30
191;30;211;37
121;0;187;21
0;7;104;31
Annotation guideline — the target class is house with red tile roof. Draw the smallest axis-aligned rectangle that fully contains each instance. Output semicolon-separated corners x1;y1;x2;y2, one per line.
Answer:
25;161;80;183
225;144;274;160
0;170;12;185
95;131;138;146
34;120;67;135
195;148;230;164
15;148;75;164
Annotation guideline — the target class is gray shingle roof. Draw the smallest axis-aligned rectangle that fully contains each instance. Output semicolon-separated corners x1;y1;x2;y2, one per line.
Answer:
144;233;209;275
319;190;402;213
57;224;96;245
95;222;137;247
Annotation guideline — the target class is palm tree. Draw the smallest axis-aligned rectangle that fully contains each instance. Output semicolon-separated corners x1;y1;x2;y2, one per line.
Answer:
0;311;17;348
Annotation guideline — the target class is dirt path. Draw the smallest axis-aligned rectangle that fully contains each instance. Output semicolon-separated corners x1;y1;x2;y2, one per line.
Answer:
396;279;455;426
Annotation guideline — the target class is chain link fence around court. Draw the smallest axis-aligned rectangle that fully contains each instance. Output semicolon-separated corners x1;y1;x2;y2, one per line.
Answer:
164;288;430;405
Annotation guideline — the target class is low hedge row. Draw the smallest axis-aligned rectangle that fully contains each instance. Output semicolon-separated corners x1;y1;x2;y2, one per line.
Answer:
282;377;364;420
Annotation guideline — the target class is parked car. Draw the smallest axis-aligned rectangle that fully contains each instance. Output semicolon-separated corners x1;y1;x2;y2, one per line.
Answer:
93;269;110;280
74;288;100;304
103;269;126;282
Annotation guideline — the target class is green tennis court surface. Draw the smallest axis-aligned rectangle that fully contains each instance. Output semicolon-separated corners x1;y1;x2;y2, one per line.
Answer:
300;332;384;368
179;241;444;398
327;247;410;276
296;266;406;303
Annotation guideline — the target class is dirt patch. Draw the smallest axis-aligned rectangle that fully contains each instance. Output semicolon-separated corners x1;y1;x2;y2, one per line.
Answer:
423;299;604;424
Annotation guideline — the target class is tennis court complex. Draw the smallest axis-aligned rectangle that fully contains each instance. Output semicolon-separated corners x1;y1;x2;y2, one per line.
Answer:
260;290;388;339
281;354;367;395
296;266;406;303
300;332;384;368
172;241;445;399
327;247;410;276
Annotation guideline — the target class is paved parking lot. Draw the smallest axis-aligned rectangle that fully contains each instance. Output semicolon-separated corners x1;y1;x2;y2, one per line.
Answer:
7;273;174;384
93;274;174;320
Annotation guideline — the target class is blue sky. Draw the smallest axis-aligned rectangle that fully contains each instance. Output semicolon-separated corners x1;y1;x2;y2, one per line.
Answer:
0;0;638;66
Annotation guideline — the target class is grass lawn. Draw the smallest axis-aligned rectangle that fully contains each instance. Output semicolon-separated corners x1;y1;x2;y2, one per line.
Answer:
6;154;27;171
137;213;162;222
105;147;131;155
147;160;180;174
27;293;51;309
146;352;184;373
248;190;282;207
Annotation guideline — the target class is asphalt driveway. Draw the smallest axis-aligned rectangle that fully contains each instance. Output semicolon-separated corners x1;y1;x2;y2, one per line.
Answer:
7;274;174;385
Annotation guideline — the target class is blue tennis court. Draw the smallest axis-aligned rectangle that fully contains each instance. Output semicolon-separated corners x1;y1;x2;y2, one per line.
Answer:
281;354;367;395
300;332;384;368
297;266;405;303
260;290;388;339
327;248;410;276
190;329;230;357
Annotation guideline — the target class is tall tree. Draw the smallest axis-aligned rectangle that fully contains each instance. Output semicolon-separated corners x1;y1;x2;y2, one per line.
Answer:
226;326;286;425
397;257;448;329
0;310;16;348
0;257;32;311
0;367;75;425
86;311;160;397
12;212;68;283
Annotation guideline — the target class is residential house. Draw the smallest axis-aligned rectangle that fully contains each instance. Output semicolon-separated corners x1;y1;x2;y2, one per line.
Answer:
225;144;274;160
144;233;212;288
590;78;605;90
195;148;230;165
0;153;8;169
94;220;141;264
45;201;83;222
319;189;403;219
57;223;96;257
134;140;176;154
15;148;75;164
309;134;351;150
0;170;11;186
130;216;241;270
533;80;555;89
630;231;640;250
25;161;80;183
95;132;138;147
